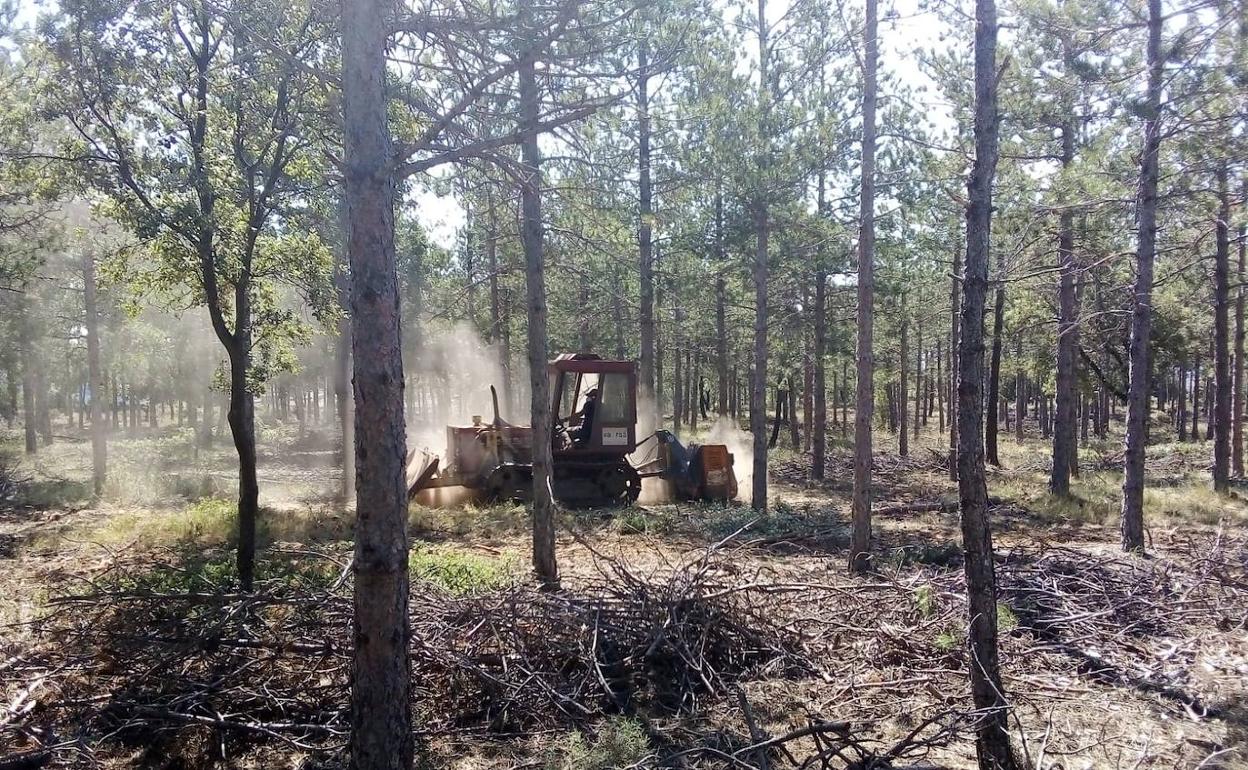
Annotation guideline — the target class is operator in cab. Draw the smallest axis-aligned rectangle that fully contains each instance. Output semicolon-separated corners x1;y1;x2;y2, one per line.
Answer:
569;387;598;447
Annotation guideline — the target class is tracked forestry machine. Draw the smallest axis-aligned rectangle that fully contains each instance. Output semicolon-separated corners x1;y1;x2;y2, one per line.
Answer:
405;353;738;508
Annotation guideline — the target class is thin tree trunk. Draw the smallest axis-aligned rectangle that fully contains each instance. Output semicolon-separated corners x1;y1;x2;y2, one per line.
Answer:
949;237;961;481
1213;164;1231;492
899;315;909;457
715;186;729;416
84;252;107;496
1177;363;1188;441
518;28;557;587
1192;356;1201;441
914;326;923;440
20;294;36;455
34;364;51;446
813;180;828;479
749;0;771;512
1205;370;1214;440
803;342;813;451
788;375;799;450
1121;0;1162;553
1237;181;1247;476
227;346;260;592
986;245;1005;465
937;337;945;433
1050;121;1078;496
849;0;878;571
1014;340;1025;442
341;0;413;762
841;358;849;436
674;334;684;431
959;0;1016;760
335;238;355;504
637;38;656;421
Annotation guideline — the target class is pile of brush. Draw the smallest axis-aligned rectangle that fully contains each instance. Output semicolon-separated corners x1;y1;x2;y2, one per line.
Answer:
3;545;815;764
414;550;814;733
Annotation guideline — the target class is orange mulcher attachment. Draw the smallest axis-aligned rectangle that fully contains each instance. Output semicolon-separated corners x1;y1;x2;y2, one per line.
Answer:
696;443;738;501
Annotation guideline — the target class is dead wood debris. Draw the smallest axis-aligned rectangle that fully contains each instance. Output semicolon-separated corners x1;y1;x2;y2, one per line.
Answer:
0;531;1245;768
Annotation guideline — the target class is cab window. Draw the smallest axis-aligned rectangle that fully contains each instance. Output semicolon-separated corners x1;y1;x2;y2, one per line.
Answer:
596;373;630;423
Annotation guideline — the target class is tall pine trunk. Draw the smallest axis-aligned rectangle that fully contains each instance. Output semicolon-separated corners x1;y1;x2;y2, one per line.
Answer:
812;174;828;480
959;0;1016;761
20;294;37;455
84;252;107;496
948;239;961;481
637;39;656;420
914;323;923;440
1213;164;1231;492
715;185;729;416
335;226;356;504
751;207;770;510
1015;338;1025;441
849;0;878;571
986;247;1005;465
1050;124;1078;496
1236;180;1247;477
936;337;945;433
899;315;909;457
1121;0;1162;553
520;29;557;586
749;0;771;511
341;0;413;763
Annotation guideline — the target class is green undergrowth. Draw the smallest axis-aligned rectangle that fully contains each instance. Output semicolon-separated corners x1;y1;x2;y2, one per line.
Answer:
991;468;1248;528
409;542;521;595
102;547;342;595
543;717;650;770
614;499;846;546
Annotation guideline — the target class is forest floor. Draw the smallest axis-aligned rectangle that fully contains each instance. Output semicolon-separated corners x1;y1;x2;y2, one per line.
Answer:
1;417;1246;769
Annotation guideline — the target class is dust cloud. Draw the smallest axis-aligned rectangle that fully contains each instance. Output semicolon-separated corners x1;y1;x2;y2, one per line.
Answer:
407;322;527;455
705;416;759;506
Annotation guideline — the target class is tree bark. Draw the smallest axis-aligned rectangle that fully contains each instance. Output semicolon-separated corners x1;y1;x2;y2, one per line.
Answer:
812;175;828;480
341;0;414;763
1213;164;1231;492
986;246;1005;465
899;315;909;457
914;322;923;440
637;38;656;421
1234;214;1245;476
751;204;770;509
335;225;356;505
1192;355;1201;441
788;374;799;450
520;26;558;587
34;364;50;446
20;294;37;455
1121;0;1162;554
849;0;878;571
949;242;962;481
1050;129;1078;496
1237;180;1247;476
1177;364;1188;441
83;252;107;496
715;184;729;416
1014;338;1025;441
226;346;260;591
750;0;771;512
959;0;1016;761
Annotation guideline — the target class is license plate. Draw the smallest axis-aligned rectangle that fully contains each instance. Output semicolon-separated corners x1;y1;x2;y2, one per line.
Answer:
601;427;629;446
